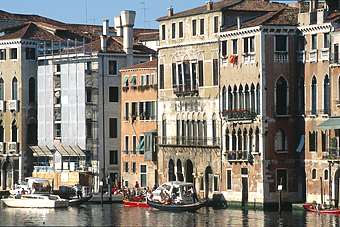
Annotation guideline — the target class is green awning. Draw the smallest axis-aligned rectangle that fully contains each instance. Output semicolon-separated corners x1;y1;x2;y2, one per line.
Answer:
318;118;340;130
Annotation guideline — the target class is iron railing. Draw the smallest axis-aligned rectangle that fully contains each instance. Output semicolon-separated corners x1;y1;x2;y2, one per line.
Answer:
226;150;253;162
173;85;199;96
222;109;257;121
158;136;220;147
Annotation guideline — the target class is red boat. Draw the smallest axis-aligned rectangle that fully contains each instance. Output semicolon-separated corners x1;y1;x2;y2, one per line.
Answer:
123;200;150;208
303;203;340;215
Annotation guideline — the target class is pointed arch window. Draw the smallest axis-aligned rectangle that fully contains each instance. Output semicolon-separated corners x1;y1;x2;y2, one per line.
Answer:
0;78;4;101
12;77;18;100
222;86;226;111
324;75;330;114
250;84;255;113
275;129;287;152
225;129;230;151
12;121;17;142
232;130;237;151
245;84;250;111
311;76;317;115
228;86;233;110
256;83;260;114
298;77;304;114
233;86;238;110
212;115;217;145
29;77;36;104
276;77;288;115
239;85;244;110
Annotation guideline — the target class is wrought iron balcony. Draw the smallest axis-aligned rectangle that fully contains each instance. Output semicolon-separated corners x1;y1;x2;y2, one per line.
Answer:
226;150;253;162
222;109;256;121
159;136;220;147
173;85;198;96
309;50;318;62
323;148;340;160
320;48;330;61
274;52;288;63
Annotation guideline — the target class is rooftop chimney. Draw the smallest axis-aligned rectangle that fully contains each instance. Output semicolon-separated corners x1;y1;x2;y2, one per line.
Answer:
121;10;136;66
168;7;174;17
237;17;241;30
206;1;213;11
102;19;109;36
114;16;123;37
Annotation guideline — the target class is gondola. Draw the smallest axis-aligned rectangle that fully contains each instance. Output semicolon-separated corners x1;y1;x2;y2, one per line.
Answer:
147;198;205;212
123;200;150;208
303;203;340;215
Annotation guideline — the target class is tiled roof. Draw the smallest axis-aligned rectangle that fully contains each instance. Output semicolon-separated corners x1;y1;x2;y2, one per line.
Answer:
121;59;157;70
157;0;287;21
135;31;159;42
0;10;65;26
0;22;64;41
221;7;298;31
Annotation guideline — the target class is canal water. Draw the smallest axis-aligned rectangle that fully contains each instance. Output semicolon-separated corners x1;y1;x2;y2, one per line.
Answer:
0;204;339;226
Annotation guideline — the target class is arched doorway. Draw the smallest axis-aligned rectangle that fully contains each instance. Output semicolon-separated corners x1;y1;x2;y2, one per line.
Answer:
177;160;184;181
2;161;13;190
334;168;340;208
205;166;213;199
185;160;194;183
168;159;176;181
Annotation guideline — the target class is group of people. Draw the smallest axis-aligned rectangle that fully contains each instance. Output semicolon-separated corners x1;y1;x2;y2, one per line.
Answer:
151;186;199;205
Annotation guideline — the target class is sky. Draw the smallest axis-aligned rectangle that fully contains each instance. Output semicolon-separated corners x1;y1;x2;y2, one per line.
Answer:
1;0;296;29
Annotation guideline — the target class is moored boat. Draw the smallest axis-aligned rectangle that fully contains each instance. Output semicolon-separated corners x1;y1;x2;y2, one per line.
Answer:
1;194;69;208
147;198;205;212
123;200;150;208
303;203;340;214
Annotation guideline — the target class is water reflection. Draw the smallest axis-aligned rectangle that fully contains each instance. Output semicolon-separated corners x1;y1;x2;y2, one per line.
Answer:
0;203;340;226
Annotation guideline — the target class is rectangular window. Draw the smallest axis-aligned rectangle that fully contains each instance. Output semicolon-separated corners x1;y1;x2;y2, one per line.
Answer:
312;34;317;50
226;170;232;190
275;35;288;52
124;162;129;172
221;41;227;57
86;119;92;138
200;19;204;35
232;39;238;55
108;60;117;75
324;33;330;48
309;131;317;152
109;87;119;102
179;22;183;38
298;36;305;51
214;176;219;191
25;47;36;60
139;135;145;154
192;62;197;89
124;103;129;120
0;49;6;60
192;20;197;36
244;37;255;53
125;136;129;153
214;16;219;33
132;135;137;153
213;59;218;86
132;162;136;173
276;169;288;191
109;150;118;165
198;60;204;87
109;118;117;138
335;44;339;63
10;48;17;59
322;131;326;152
183;61;190;89
140;165;147;187
139;102;145;120
172;63;177;88
250;36;255;52
131;102;138;118
172;23;176;39
159;64;164;89
178;64;183;87
86;88;92;103
161;24;166;40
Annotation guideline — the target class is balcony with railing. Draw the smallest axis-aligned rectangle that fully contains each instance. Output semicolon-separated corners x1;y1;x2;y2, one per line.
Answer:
226;150;253;163
7;142;18;154
173;85;199;96
243;53;255;64
320;48;330;61
222;109;257;121
159;136;220;147
309;50;318;62
323;148;340;160
274;52;288;63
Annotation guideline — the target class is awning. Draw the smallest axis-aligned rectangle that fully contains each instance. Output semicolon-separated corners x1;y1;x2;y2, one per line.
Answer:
40;146;54;157
70;145;86;157
296;135;304;153
54;144;78;157
318;118;340;130
30;146;53;157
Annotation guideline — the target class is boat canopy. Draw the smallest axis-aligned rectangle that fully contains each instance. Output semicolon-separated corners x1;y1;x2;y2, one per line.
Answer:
318;117;340;130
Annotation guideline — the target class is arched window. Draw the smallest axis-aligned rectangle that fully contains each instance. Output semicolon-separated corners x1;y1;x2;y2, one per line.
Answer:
233;85;238;110
162;115;167;144
225;129;230;151
243;129;248;152
276;77;288;115
275;129;287;152
197;120;202;145
251;84;255;113
249;128;253;152
187;120;191;144
228;86;233;110
298;77;304;114
222;86;226;111
245;84;250;111
256;83;260;114
0;78;4;101
324;75;330;114
181;120;186;145
29;77;36;104
203;119;207;145
311;76;317;115
255;127;260;152
232;130;236;151
12;77;18;100
12;121;17;142
192;120;197;144
324;169;329;181
239;85;244;110
312;169;317;180
237;129;242;151
212;115;217;145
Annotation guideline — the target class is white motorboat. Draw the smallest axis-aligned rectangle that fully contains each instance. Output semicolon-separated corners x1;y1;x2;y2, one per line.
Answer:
1;194;69;208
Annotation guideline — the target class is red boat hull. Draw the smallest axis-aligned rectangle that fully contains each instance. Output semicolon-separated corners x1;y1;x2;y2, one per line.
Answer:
303;203;340;215
123;200;150;208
